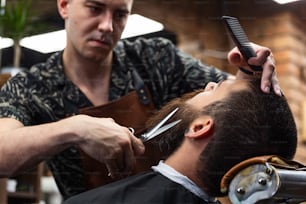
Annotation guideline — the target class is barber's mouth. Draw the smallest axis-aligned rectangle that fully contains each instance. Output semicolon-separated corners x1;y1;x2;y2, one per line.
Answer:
90;39;112;48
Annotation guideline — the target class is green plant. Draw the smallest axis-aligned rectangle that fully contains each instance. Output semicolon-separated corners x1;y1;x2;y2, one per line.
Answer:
0;0;32;68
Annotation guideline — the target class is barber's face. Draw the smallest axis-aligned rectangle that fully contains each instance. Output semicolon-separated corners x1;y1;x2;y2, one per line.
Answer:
59;0;133;61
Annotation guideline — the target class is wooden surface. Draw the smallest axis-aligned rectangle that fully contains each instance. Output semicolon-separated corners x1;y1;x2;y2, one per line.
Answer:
0;74;11;87
0;179;8;204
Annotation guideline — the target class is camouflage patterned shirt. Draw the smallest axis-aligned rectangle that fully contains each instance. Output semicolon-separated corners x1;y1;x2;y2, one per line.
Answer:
0;37;228;199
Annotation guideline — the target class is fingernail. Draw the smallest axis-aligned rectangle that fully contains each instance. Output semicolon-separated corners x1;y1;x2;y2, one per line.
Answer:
278;89;284;96
273;87;282;96
264;86;270;93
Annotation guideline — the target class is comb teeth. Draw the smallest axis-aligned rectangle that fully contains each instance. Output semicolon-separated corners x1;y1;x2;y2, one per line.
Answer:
222;16;250;47
222;16;263;72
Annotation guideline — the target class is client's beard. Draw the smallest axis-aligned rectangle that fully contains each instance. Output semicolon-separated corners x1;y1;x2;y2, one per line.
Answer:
145;90;202;157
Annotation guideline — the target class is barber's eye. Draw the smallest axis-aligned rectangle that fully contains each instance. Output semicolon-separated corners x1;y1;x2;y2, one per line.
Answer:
86;4;102;14
114;11;128;22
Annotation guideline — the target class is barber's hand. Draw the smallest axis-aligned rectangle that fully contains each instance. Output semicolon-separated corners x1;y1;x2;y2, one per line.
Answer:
70;115;145;178
227;43;281;96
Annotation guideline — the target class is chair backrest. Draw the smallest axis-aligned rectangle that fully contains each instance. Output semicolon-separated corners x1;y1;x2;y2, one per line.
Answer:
0;74;11;88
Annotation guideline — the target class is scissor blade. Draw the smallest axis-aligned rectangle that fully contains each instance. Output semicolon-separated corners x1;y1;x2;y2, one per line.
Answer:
142;119;181;142
143;107;179;139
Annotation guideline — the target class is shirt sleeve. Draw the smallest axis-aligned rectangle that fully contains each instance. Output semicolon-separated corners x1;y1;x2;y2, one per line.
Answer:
0;74;32;125
126;37;230;106
0;71;52;126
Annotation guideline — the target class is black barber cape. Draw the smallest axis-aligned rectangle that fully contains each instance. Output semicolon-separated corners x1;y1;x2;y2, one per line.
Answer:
63;171;212;204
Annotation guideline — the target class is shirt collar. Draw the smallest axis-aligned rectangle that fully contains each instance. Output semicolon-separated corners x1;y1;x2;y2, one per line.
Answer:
152;161;218;203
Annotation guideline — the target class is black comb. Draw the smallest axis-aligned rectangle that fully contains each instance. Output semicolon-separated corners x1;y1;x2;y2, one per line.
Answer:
222;16;262;72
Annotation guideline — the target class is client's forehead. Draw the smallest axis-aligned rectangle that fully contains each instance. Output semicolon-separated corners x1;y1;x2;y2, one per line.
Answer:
186;79;249;109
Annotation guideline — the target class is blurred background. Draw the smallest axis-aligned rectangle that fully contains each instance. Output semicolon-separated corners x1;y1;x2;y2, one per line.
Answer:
0;0;306;203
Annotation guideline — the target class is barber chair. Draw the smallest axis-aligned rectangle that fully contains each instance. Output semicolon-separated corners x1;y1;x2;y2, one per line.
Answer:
220;156;306;204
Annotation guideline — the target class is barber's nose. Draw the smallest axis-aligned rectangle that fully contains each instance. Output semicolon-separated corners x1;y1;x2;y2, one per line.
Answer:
98;12;114;32
204;82;217;92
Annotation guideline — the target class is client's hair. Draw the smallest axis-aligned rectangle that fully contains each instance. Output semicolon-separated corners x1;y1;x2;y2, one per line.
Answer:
198;80;297;196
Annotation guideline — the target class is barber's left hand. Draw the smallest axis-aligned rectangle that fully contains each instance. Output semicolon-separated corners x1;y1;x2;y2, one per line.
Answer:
227;43;281;96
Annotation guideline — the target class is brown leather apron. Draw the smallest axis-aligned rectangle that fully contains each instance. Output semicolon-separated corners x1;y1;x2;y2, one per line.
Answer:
77;69;163;190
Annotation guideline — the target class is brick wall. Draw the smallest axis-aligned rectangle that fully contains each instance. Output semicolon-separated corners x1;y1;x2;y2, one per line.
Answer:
241;12;306;162
242;12;306;129
133;0;231;72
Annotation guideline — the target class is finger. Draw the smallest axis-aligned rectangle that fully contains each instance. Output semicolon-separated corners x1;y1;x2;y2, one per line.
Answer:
122;137;135;174
105;159;121;178
260;56;275;94
271;71;282;96
227;48;247;66
106;136;127;177
248;49;270;66
130;134;145;156
119;128;143;174
261;55;282;96
260;65;273;94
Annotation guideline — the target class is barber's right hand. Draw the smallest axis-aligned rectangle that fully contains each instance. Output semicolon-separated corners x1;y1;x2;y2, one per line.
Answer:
66;115;145;178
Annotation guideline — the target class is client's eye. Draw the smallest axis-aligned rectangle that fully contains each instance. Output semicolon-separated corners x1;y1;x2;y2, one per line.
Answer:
204;82;218;92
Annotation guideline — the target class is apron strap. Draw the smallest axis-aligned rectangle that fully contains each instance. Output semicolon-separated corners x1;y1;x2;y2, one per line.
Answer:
126;46;152;105
132;68;151;105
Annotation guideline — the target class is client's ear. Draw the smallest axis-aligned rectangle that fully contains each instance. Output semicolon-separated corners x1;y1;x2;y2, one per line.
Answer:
185;116;214;139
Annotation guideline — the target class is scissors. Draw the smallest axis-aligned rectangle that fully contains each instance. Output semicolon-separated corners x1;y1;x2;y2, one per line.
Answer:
129;108;181;142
